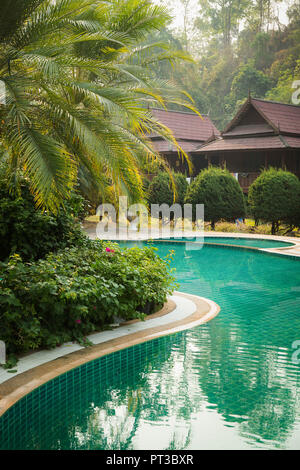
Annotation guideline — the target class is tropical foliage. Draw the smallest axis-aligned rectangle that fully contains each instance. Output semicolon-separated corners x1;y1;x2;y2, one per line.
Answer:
0;169;87;262
0;241;176;362
0;0;197;211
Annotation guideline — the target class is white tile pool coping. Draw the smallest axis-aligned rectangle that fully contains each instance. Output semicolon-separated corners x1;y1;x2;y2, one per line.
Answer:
0;292;220;415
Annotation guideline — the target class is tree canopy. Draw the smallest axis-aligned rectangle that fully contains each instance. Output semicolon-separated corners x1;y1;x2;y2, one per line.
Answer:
154;0;300;129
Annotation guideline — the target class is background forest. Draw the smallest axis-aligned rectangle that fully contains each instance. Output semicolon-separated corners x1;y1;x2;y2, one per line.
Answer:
154;0;300;130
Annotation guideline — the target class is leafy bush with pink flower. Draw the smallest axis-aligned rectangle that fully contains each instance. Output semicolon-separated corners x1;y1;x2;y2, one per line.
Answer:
0;241;176;364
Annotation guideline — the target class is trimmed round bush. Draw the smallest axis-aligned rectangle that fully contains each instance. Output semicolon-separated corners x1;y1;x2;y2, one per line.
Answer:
147;172;188;218
248;168;300;234
185;166;245;229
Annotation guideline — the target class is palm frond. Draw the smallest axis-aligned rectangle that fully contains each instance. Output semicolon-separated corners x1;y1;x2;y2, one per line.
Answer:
0;0;200;210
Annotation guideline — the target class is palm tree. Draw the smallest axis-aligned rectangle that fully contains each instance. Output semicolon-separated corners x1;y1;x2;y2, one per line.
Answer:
0;0;198;212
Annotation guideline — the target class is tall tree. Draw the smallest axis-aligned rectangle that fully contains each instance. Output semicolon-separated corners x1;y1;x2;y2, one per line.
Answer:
226;61;274;116
195;0;252;48
246;0;285;32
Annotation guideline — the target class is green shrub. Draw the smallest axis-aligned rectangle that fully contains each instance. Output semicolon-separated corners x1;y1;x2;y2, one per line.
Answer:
248;168;300;234
0;177;87;262
185;167;245;229
0;242;176;359
174;173;189;207
148;172;188;217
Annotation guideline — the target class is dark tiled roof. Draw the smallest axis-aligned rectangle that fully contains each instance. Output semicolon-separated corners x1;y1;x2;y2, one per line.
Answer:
151;139;201;153
252;99;300;135
195;98;300;154
150;108;220;143
195;135;300;153
223;123;273;137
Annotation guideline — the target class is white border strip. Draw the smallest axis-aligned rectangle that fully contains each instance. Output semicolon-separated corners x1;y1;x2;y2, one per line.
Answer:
0;293;215;386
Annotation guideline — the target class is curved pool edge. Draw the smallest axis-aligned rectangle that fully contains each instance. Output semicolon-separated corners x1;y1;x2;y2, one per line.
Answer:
0;292;220;418
136;233;300;258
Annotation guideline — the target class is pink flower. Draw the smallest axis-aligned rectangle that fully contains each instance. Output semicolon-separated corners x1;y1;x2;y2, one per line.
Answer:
75;319;81;324
105;247;115;253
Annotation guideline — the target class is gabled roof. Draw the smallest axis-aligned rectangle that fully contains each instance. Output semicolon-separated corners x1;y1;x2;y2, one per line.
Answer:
149;108;220;152
223;97;300;136
195;97;300;154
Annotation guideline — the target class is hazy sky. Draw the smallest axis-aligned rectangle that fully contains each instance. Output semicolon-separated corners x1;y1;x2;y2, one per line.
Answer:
160;0;292;31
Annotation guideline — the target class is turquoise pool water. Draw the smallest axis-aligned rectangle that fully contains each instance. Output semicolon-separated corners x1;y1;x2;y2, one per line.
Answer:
0;241;300;450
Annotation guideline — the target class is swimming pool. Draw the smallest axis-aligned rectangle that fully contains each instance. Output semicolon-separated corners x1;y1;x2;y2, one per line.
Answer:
1;240;300;450
159;236;295;249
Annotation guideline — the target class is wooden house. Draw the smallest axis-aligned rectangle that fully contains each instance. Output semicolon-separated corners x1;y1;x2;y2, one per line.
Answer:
193;97;300;192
